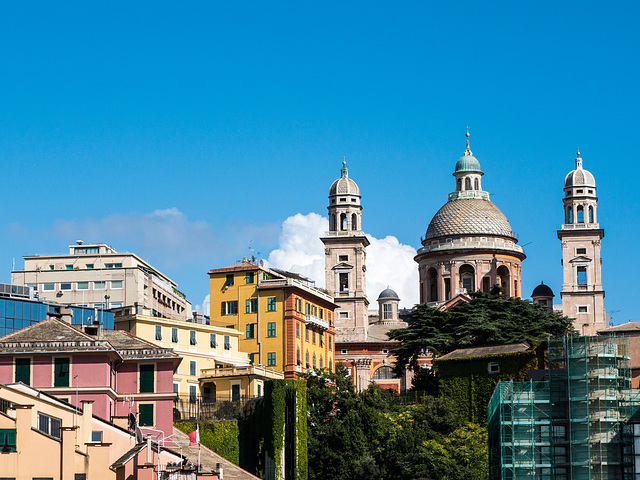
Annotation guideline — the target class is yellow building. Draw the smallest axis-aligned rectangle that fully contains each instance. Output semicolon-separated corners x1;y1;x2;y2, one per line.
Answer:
209;260;337;379
114;307;282;413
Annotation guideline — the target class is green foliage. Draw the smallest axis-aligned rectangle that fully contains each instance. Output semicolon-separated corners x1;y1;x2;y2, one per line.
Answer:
388;290;576;375
435;346;544;422
304;368;488;480
175;421;239;465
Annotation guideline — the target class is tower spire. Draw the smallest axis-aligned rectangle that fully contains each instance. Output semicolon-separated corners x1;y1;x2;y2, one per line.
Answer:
575;148;582;169
465;126;472;156
341;157;348;178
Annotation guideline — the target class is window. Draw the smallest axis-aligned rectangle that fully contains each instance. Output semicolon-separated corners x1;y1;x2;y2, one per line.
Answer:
340;311;348;318
155;325;162;341
382;348;388;354
225;274;234;286
267;352;276;366
245;298;258;313
105;263;122;269
319;356;323;369
576;247;587;255
173;383;179;395
43;283;55;292
383;303;392;319
77;282;89;291
246;272;254;284
372;367;396;380
328;337;332;351
221;301;238;315
577;266;587;285
246;323;255;339
312;354;316;368
338;255;348;262
296;323;300;338
305;326;309;342
488;362;500;374
232;384;241;402
339;273;349;292
48;265;54;270
189;385;197;403
578;306;588;313
328;312;332;326
91;431;103;443
172;328;178;343
0;429;16;452
190;360;196;376
312;330;316;345
210;333;217;348
295;298;302;312
94;281;106;290
267;322;276;337
267;297;276;312
65;265;73;270
296;349;301;365
85;264;94;269
15;358;30;385
111;280;123;289
140;364;154;393
341;349;347;354
138;404;153;427
60;283;72;291
224;335;231;350
249;353;255;364
38;412;61;438
54;358;70;387
306;351;310;368
190;330;196;345
319;332;324;347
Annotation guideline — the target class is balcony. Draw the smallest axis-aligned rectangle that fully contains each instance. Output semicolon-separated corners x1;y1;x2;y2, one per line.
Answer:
306;314;329;331
199;364;284;380
258;277;334;302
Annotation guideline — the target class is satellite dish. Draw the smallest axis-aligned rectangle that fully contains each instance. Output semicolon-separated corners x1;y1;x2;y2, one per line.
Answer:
259;259;264;266
135;427;144;443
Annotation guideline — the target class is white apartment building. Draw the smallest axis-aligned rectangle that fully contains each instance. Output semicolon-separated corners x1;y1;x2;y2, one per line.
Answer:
11;242;191;320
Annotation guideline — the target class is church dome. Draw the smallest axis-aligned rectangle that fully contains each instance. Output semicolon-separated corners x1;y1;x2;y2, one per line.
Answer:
329;160;360;196
455;153;482;173
531;282;554;298
425;198;516;240
377;287;400;301
564;150;596;188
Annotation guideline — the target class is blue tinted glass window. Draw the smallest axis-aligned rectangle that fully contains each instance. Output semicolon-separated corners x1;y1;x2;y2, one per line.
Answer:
38;304;47;320
0;327;5;337
5;319;13;330
14;302;22;319
6;301;14;318
0;299;5;317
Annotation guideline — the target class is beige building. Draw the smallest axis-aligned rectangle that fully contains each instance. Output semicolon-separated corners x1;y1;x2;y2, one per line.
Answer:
415;132;525;304
114;307;282;408
11;242;191;320
0;382;181;479
558;150;608;335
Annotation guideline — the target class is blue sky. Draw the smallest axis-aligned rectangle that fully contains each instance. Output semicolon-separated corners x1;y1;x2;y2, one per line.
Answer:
1;3;637;323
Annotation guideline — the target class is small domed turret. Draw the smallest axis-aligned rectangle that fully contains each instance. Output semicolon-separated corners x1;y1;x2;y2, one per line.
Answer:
564;150;596;188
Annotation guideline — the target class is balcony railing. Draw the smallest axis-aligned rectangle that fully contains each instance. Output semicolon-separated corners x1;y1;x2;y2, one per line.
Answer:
199;364;284;379
306;314;329;331
173;394;262;421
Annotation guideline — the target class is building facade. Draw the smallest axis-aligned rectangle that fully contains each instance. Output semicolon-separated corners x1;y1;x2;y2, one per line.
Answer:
0;318;181;442
11;242;191;320
209;261;336;379
558;150;608;335
415;132;525;305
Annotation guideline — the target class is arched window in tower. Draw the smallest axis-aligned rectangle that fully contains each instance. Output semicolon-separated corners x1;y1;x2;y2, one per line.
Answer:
465;177;471;190
577;205;584;223
566;207;572;224
457;178;462;191
497;265;511;297
459;264;475;292
330;214;336;231
577;266;587;285
589;206;594;223
427;268;438;303
351;213;358;231
474;178;479;190
340;213;347;231
296;348;301;365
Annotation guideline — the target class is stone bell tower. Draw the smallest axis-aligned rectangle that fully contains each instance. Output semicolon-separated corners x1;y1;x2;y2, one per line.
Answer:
321;160;369;343
557;150;607;335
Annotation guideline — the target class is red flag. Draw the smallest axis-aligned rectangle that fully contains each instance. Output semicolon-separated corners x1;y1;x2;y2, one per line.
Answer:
188;428;199;445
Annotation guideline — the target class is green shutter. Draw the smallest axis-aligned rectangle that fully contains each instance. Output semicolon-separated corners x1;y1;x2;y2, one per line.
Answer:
0;429;16;451
140;365;154;393
172;328;178;343
210;334;217;348
155;325;162;340
15;358;30;385
138;404;153;426
54;358;70;387
245;299;250;313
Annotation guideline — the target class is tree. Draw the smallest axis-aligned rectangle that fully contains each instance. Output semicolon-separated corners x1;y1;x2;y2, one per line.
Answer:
388;289;576;375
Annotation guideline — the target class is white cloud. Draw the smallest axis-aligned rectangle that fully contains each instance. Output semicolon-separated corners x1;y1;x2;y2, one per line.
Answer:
267;213;418;308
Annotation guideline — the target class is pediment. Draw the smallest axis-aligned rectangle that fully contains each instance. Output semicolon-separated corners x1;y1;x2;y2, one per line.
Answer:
569;255;592;263
332;262;353;270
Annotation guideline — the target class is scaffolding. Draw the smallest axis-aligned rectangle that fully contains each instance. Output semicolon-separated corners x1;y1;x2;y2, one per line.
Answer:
489;336;638;480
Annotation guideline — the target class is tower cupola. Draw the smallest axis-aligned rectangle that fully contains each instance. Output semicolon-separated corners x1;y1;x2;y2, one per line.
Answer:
562;150;598;227
327;159;363;233
451;130;486;200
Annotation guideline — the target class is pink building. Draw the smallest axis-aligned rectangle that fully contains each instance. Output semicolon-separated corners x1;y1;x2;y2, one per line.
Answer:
0;318;181;443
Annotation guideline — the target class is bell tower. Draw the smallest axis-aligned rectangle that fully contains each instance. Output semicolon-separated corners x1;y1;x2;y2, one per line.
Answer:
321;160;369;343
557;150;607;335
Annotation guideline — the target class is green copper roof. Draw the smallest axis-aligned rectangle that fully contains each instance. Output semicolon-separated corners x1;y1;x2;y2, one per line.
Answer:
455;131;482;173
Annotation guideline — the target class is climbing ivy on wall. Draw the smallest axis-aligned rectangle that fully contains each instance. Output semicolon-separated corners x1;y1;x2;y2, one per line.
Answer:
435;344;544;423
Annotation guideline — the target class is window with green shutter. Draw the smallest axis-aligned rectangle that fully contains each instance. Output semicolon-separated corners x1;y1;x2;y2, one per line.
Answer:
190;330;196;345
172;328;178;343
140;365;154;393
54;358;70;387
224;335;231;350
189;385;197;403
267;322;276;337
210;334;217;348
267;352;276;366
190;361;196;376
0;428;16;452
267;297;276;312
245;272;254;284
245;298;258;313
15;358;30;385
246;323;255;339
155;325;162;341
138;404;153;427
